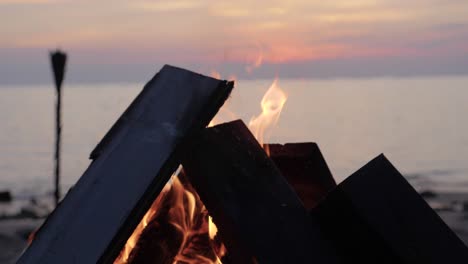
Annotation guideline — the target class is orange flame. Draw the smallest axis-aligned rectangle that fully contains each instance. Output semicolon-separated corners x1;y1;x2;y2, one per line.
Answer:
227;74;237;82
209;107;237;127
114;169;225;264
114;177;171;264
116;71;287;264
245;43;263;74
210;70;221;79
208;216;218;240
208;72;237;128
248;78;287;150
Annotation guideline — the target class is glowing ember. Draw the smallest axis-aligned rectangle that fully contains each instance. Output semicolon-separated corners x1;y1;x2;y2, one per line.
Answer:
248;78;287;150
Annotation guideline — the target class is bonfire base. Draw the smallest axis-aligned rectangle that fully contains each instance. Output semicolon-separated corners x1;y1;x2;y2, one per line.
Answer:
313;154;468;264
18;65;233;264
269;143;336;209
182;120;341;264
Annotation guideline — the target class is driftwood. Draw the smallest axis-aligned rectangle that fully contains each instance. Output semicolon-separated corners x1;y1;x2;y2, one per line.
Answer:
313;154;468;263
18;65;233;264
269;143;336;209
182;120;340;264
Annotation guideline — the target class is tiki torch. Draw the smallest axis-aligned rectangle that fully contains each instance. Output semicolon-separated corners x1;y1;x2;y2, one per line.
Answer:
50;50;67;207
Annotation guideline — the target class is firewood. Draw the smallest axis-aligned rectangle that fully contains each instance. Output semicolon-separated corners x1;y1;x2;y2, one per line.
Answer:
268;143;336;209
125;143;336;263
313;154;468;263
18;65;233;264
125;171;220;264
127;195;183;264
182;120;341;264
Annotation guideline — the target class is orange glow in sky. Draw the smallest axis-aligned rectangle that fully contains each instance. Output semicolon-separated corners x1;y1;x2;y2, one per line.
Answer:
1;0;468;81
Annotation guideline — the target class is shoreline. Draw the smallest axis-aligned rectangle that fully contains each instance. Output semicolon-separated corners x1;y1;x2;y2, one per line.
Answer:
1;191;467;263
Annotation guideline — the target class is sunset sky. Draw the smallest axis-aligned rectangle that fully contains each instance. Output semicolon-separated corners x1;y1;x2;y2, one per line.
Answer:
1;0;468;83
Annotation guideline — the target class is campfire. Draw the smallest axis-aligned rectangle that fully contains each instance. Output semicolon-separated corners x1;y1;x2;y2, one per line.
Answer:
19;65;468;264
114;77;287;264
115;79;290;263
114;169;226;264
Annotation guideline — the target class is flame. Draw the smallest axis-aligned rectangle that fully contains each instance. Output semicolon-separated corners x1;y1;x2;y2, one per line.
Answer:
210;70;221;79
208;71;238;128
209;107;237;127
208;216;218;240
116;70;288;264
114;170;226;264
245;43;263;74
114;180;170;264
208;120;216;128
248;78;287;151
27;229;37;245
227;74;237;82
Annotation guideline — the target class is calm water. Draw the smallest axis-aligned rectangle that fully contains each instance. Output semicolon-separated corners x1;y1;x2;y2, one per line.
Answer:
1;76;468;199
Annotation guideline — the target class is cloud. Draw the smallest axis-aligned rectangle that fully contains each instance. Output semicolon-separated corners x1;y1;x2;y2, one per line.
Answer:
209;4;250;17
2;0;468;80
131;0;204;12
0;0;60;4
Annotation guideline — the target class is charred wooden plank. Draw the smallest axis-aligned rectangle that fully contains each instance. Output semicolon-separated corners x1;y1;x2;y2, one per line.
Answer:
313;154;468;264
18;65;233;264
182;120;341;264
268;143;336;209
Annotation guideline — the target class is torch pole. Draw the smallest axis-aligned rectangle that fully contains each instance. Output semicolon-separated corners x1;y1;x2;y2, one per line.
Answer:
50;50;67;207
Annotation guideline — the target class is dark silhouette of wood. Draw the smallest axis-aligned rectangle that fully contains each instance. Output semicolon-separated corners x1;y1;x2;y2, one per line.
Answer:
182;120;341;264
50;50;67;207
313;154;468;264
269;143;336;209
123;143;336;263
18;65;233;264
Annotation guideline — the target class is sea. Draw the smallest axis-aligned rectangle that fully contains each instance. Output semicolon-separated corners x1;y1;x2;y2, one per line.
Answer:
1;76;468;201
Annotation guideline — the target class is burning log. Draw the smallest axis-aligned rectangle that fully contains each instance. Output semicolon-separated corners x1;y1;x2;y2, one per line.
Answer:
18;65;233;264
313;154;468;264
122;171;222;264
268;143;336;209
182;120;341;264
117;143;337;264
125;188;182;264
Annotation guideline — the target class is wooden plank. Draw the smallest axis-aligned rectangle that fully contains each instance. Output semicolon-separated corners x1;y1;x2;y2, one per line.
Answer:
313;154;468;263
182;120;341;264
269;143;336;209
18;65;233;264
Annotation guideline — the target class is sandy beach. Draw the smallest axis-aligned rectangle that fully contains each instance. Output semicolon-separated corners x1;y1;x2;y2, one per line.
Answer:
0;218;43;264
1;192;467;263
